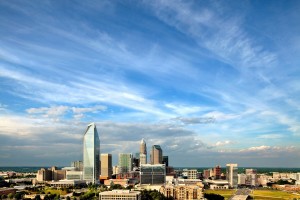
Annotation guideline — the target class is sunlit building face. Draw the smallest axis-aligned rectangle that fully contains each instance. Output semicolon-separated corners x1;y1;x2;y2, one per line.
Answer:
83;123;100;183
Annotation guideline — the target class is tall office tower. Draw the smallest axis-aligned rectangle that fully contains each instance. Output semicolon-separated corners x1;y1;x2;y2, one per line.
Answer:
118;153;133;173
101;154;112;179
83;123;100;183
140;139;147;165
150;145;163;164
162;156;169;167
226;163;238;188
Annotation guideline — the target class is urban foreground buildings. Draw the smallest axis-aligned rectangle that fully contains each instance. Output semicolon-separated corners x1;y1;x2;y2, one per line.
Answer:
226;163;238;188
99;190;141;200
83;123;100;184
140;164;166;185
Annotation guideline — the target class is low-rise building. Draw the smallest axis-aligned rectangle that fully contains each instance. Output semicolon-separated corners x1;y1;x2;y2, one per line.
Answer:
140;164;165;185
99;190;141;200
160;184;204;200
47;180;86;188
205;179;229;189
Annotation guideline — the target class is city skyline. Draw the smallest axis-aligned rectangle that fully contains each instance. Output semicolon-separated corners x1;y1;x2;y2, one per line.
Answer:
0;1;300;167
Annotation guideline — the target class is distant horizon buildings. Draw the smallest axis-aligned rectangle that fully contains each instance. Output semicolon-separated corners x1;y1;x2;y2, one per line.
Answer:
71;161;83;171
83;123;100;184
140;139;147;165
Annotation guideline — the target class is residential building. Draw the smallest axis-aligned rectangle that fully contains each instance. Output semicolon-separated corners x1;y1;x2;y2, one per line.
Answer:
150;145;163;164
71;161;83;171
83;123;100;183
101;154;112;179
160;185;203;200
36;166;66;182
226;163;238;188
113;166;120;175
203;169;213;179
119;153;133;173
213;165;221;179
245;169;257;186
238;174;247;185
188;169;198;179
140;164;166;185
99;190;141;200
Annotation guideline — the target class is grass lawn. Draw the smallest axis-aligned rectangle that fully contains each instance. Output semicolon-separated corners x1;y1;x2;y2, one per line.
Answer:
252;189;300;200
204;189;300;200
44;188;68;195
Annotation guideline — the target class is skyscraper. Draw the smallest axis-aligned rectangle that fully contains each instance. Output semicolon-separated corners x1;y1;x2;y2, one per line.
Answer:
118;153;133;173
162;156;169;167
83;123;100;183
140;139;147;165
226;163;238;188
150;145;163;164
101;154;112;179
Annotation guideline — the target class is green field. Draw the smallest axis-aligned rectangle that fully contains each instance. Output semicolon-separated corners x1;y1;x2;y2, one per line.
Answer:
252;190;300;200
44;188;68;195
204;189;300;200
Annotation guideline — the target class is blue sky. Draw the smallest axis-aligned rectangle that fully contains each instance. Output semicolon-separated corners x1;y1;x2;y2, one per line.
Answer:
1;0;300;167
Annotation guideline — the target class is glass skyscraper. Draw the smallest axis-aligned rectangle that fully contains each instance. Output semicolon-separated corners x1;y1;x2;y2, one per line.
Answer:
118;153;133;173
83;123;100;183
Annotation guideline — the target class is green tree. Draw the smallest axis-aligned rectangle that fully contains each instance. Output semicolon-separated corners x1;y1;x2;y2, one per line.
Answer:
110;184;123;190
8;193;14;199
35;194;41;200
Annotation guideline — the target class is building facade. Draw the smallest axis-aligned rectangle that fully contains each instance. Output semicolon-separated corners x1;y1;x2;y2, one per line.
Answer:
36;166;66;182
226;163;238;188
140;164;166;185
150;145;163;164
162;156;169;167
140;139;147;165
83;123;100;183
71;161;83;171
118;153;133;173
99;190;141;200
213;165;221;179
160;185;203;200
101;154;112;179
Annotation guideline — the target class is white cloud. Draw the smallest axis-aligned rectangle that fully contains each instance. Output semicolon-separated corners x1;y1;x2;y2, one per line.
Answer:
215;140;233;147
165;103;209;115
203;111;239;121
257;134;284;139
71;105;107;114
245;145;271;152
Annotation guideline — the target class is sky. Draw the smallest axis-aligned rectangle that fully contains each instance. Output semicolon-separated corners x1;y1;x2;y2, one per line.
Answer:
1;0;300;168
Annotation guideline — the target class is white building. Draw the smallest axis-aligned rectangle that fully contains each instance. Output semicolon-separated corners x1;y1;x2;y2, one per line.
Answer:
226;163;238;188
238;174;246;185
99;190;141;200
